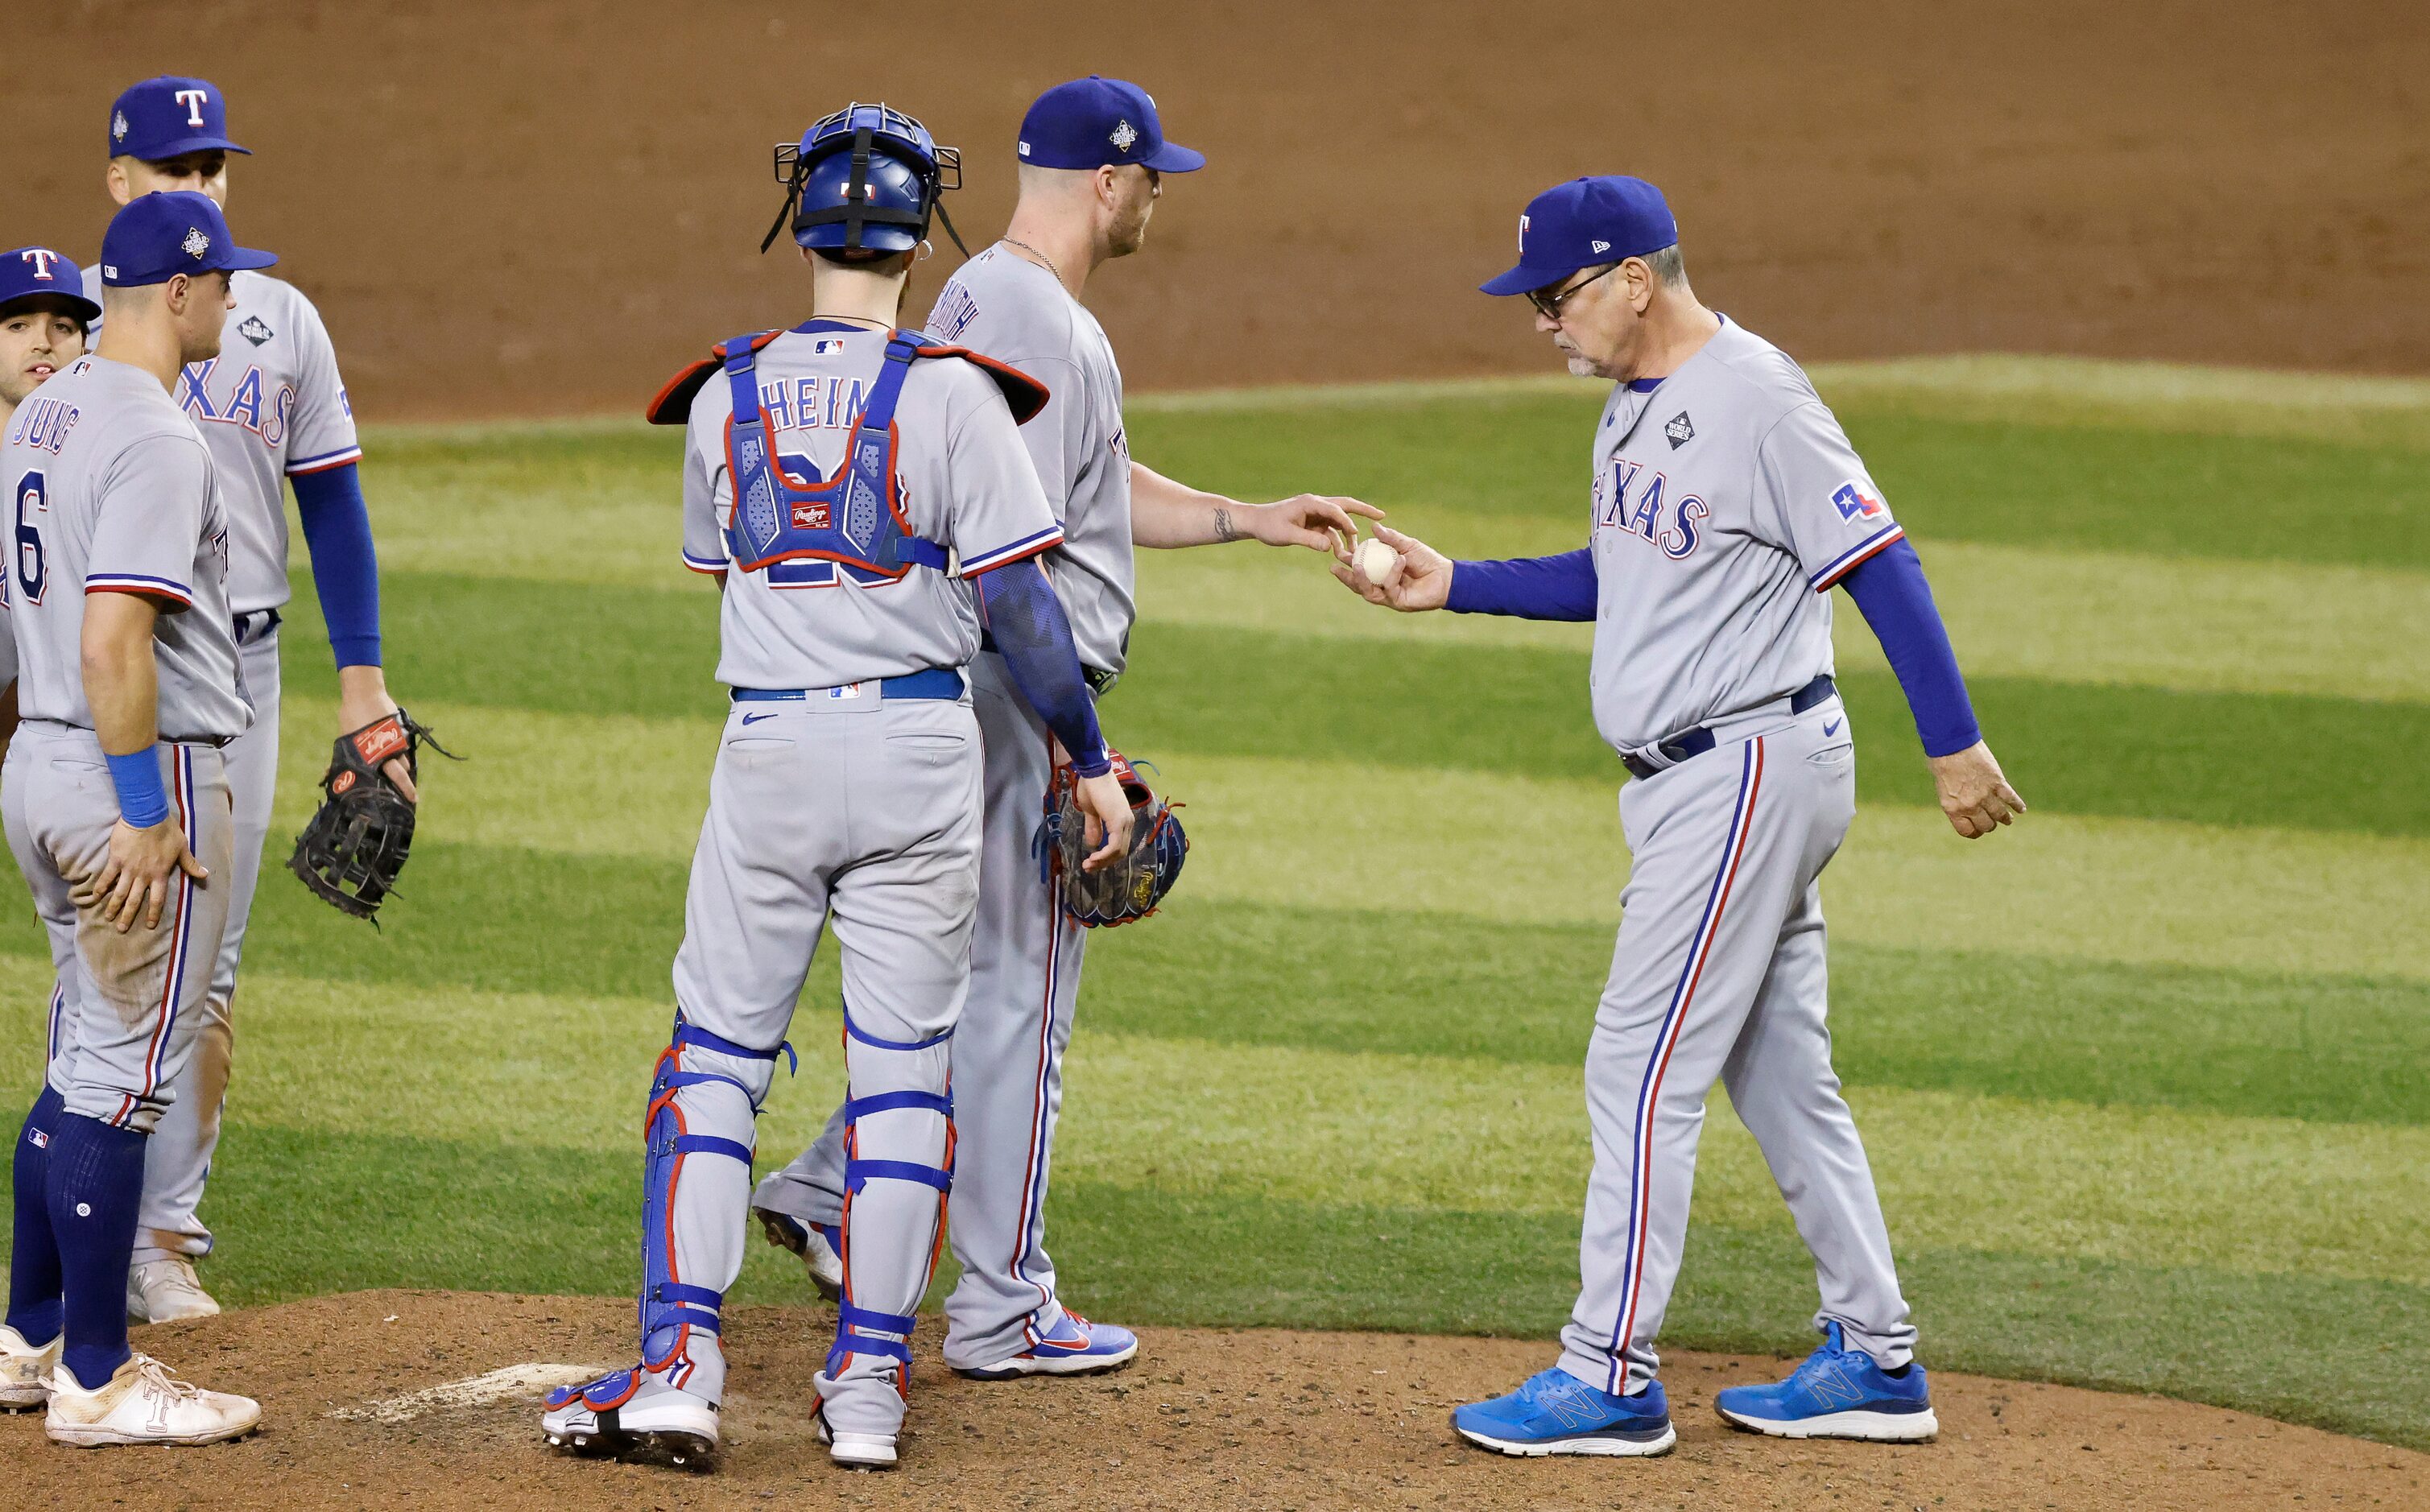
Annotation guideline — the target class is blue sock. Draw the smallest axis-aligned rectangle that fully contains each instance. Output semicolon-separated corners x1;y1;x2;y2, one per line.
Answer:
44;1112;147;1386
6;1087;65;1345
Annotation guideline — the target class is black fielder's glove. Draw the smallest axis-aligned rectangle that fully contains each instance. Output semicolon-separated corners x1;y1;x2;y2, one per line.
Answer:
1035;749;1189;928
287;710;453;921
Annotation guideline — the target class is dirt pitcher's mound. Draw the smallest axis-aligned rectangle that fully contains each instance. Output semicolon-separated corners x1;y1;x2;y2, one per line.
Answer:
3;1291;2419;1510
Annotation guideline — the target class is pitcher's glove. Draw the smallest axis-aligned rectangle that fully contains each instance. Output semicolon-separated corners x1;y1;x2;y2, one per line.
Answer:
1035;749;1188;927
288;710;453;921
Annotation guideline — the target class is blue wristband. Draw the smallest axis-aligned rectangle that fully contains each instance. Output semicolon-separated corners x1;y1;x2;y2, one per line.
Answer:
105;746;171;829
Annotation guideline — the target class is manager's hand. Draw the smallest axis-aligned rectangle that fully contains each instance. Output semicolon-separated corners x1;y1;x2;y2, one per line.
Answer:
1928;741;2027;839
1329;525;1453;613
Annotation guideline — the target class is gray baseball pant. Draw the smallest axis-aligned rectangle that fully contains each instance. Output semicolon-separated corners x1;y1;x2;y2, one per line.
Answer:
644;689;982;1440
754;650;1092;1372
6;725;236;1135
1559;694;1917;1395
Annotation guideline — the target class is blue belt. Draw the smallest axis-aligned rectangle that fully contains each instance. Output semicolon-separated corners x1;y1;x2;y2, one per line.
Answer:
730;667;965;704
1622;675;1837;783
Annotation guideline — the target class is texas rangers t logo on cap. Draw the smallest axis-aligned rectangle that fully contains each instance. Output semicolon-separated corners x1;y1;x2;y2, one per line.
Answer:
174;88;211;127
19;250;60;281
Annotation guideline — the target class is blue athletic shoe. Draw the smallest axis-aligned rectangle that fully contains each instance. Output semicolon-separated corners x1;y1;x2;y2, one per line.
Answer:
1451;1368;1676;1457
1713;1321;1938;1441
956;1311;1139;1380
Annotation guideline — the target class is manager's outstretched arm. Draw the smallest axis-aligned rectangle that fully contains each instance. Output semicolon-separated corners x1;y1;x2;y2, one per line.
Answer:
1326;525;1597;620
976;557;1131;868
1839;539;2026;839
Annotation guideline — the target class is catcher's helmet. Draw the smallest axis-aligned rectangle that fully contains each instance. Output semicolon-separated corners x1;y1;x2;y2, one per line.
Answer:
761;102;965;257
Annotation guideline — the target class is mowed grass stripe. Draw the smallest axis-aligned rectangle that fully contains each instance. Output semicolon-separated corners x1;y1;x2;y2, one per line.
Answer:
5;955;2420;1291
285;582;2430;839
1127;543;2430;706
138;695;2430;986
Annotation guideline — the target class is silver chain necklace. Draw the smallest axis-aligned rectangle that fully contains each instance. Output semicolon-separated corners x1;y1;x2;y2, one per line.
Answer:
1001;238;1065;286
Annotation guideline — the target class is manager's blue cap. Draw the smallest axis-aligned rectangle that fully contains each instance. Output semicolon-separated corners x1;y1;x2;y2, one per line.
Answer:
108;76;250;161
1482;176;1677;296
1019;76;1205;173
99;192;276;287
0;247;102;324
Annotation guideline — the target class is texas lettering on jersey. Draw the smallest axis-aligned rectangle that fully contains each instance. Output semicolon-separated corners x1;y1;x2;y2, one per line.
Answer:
1593;456;1708;561
176;357;304;449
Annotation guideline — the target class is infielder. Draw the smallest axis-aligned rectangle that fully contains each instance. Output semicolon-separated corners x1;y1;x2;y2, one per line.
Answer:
750;76;1375;1378
1;246;101;768
83;76;408;1324
539;103;1130;1473
1;190;270;1446
1336;176;2025;1456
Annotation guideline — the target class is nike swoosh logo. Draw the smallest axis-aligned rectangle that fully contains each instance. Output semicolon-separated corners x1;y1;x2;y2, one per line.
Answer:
741;712;779;725
1823;718;1842;737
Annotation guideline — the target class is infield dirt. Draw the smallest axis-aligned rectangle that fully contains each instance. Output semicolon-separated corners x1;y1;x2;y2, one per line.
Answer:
4;1290;2420;1509
5;2;2428;419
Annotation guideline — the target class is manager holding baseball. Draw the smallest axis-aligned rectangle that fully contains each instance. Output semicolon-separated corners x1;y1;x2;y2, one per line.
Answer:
1334;175;2024;1459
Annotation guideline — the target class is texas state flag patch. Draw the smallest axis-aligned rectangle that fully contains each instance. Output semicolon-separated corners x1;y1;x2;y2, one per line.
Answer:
1830;478;1888;523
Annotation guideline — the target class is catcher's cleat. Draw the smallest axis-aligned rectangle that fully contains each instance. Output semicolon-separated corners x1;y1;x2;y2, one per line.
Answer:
0;1324;60;1411
815;1399;898;1469
955;1310;1138;1380
127;1256;221;1324
541;1365;719;1471
754;1207;844;1302
46;1353;260;1448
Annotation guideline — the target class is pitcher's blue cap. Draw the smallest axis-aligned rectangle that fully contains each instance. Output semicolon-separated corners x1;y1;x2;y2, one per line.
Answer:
1019;76;1205;173
108;76;250;161
1482;176;1677;296
0;247;102;324
99;192;276;287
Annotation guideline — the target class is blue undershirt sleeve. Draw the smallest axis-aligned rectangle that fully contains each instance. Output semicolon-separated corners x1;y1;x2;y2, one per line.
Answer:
976;558;1110;777
291;461;382;669
1444;548;1598;621
1839;537;1982;758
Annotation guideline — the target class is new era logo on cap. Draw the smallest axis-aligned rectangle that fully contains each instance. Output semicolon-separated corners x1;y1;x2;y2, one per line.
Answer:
1592;239;1612;254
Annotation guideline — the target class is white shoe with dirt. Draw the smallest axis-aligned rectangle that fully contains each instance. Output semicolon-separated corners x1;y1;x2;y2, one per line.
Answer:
126;1258;221;1325
45;1353;261;1447
0;1324;60;1411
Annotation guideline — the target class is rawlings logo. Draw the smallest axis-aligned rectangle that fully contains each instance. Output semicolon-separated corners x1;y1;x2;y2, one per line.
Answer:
332;770;357;795
181;227;211;260
791;499;833;531
1110;118;1139;152
354;718;409;764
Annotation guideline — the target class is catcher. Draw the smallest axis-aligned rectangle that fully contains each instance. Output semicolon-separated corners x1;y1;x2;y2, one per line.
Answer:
749;74;1372;1380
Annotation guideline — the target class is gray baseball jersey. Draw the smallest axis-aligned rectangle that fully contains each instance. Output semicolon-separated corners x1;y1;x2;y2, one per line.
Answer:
1587;317;1903;754
926;246;1135;677
2;354;250;742
681;324;1064;690
82;266;362;614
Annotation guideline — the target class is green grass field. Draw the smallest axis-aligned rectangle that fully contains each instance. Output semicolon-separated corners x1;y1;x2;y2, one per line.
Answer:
4;355;2425;1448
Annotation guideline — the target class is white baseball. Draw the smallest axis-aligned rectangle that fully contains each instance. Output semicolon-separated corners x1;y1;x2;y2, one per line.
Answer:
1356;538;1398;586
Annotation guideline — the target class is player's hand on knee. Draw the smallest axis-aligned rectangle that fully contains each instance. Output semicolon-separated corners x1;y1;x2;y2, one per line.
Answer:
1250;494;1382;554
95;817;211;932
1072;770;1134;871
1927;741;2027;840
1329;524;1453;613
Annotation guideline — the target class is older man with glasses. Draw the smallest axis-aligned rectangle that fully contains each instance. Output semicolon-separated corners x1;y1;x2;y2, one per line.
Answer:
1333;174;2023;1457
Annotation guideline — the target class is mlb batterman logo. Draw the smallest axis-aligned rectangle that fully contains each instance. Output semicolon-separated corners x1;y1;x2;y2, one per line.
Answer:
1110;118;1139;153
181;227;212;260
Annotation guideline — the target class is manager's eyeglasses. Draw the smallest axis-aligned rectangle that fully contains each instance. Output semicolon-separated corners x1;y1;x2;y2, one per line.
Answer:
1527;262;1622;322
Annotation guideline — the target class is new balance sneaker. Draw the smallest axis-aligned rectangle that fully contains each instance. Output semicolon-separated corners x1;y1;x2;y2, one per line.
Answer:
754;1207;844;1303
1713;1321;1938;1441
1452;1368;1676;1456
45;1353;259;1447
954;1311;1139;1380
0;1324;60;1411
815;1398;897;1469
127;1257;221;1324
541;1365;719;1469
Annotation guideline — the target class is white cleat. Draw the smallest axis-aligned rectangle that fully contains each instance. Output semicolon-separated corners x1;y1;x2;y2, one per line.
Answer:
815;1403;898;1469
541;1366;720;1470
753;1208;844;1303
45;1353;260;1447
0;1324;61;1411
127;1258;221;1325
